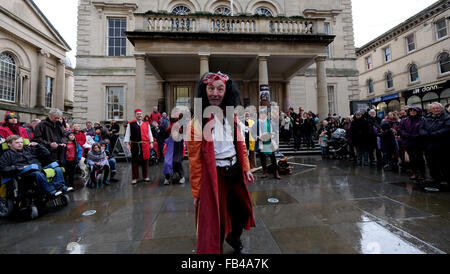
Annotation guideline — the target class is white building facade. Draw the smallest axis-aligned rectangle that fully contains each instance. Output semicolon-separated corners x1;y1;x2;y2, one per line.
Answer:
74;0;359;127
356;0;450;117
0;0;74;123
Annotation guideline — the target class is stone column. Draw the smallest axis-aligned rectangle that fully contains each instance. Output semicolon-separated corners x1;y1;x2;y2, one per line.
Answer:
199;53;210;76
133;53;146;118
258;54;270;106
315;56;328;121
36;49;50;108
283;81;291;113
55;58;66;111
258;54;269;86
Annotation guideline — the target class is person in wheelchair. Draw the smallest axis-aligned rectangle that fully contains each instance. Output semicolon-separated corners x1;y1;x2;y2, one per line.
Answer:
87;143;110;186
0;135;72;197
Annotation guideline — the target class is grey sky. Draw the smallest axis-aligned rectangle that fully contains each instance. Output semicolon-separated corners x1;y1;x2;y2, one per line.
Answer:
32;0;439;67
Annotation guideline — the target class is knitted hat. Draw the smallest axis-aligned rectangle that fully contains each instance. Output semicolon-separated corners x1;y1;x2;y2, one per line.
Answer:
5;111;17;120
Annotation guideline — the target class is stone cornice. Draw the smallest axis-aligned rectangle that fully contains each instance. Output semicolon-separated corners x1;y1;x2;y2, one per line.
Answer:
303;9;342;23
92;2;138;11
356;1;450;56
126;31;335;46
0;5;70;53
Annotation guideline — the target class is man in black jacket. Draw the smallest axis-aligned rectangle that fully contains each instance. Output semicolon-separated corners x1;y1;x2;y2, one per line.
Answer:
33;108;67;164
419;103;450;188
0;135;71;197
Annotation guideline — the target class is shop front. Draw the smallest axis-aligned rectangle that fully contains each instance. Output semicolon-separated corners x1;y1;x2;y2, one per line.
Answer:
402;80;450;112
371;93;401;119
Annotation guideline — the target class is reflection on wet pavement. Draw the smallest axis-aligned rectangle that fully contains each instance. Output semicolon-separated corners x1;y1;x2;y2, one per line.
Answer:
0;156;449;254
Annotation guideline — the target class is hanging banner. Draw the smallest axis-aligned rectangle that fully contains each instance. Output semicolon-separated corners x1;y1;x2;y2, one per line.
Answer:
259;85;270;106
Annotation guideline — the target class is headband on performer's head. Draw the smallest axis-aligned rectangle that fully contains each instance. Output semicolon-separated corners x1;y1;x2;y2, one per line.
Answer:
202;72;230;85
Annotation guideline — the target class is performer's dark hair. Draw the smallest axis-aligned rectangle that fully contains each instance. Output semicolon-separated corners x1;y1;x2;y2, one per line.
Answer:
196;72;242;112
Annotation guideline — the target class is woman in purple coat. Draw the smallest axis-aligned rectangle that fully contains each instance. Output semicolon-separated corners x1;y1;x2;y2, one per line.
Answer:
398;107;425;180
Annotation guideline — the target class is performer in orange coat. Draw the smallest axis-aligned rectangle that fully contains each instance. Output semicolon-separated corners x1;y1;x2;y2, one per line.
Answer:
187;72;255;254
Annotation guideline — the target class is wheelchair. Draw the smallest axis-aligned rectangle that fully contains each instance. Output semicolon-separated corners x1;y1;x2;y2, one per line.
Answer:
0;162;70;220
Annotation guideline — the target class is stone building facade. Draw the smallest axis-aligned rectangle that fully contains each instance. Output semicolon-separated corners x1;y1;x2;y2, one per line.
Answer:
0;0;74;123
356;0;450;118
74;0;359;127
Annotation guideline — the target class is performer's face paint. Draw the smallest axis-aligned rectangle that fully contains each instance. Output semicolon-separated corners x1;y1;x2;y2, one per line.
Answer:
206;80;226;107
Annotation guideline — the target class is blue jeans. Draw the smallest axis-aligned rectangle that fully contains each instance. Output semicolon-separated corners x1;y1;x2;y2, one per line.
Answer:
357;148;369;165
108;158;117;172
28;171;57;195
52;167;68;190
321;146;328;155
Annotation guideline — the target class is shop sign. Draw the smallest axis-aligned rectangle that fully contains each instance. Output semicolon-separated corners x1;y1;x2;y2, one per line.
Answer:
402;81;448;98
412;84;441;95
371;93;399;104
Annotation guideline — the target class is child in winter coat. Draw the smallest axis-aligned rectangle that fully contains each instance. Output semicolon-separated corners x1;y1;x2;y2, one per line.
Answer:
87;143;110;187
63;131;83;187
318;121;330;157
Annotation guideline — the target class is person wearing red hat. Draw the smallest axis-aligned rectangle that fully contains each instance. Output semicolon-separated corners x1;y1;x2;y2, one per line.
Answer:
124;109;154;184
0;111;31;146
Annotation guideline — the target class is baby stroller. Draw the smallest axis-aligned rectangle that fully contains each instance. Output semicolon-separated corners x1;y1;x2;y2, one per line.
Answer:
328;128;349;159
0;163;70;220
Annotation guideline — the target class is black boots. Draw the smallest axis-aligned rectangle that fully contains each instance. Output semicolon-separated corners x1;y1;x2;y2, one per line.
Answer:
226;238;248;255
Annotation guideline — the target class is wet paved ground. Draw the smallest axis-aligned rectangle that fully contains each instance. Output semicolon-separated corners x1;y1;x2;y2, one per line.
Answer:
1;156;449;254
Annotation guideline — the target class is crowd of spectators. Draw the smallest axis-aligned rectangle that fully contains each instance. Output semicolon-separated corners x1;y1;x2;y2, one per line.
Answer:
279;103;450;191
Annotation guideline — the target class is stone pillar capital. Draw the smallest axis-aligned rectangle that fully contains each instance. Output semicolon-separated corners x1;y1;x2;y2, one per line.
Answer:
134;53;146;60
258;54;270;61
314;55;327;63
38;48;50;58
58;58;66;66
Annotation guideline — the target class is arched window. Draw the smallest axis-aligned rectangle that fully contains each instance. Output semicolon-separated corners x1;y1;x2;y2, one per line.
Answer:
440;88;450;105
368;79;374;94
388;100;400;112
407;95;421;108
409;64;419;83
255;7;273;17
171;5;191;15
214;6;232;16
0;52;17;102
438;52;450;74
386;72;393;89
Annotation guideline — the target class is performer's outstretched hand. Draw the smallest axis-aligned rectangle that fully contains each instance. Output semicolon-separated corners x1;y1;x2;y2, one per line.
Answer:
245;171;255;185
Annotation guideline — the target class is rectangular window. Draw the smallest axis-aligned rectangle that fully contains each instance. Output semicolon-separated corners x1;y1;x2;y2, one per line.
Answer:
436;19;447;40
324;23;331;58
327;86;336;115
19;76;25;104
386;73;394;89
406;34;416;53
174;86;191;108
106;86;125;120
45;76;53;108
384;47;391;62
366;56;372;70
368;80;374;94
107;18;127;57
